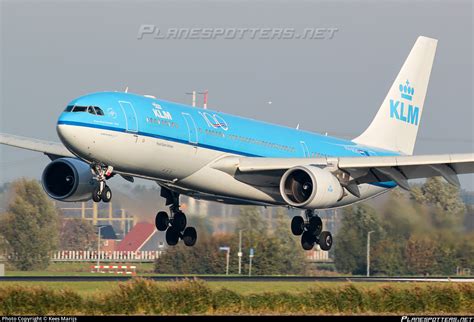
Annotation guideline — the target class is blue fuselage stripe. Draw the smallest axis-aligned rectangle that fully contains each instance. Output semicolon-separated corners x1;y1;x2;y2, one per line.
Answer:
57;120;261;157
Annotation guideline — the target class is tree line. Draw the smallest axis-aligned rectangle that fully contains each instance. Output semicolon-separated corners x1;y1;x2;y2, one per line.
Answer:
0;177;472;275
335;177;474;276
0;179;97;270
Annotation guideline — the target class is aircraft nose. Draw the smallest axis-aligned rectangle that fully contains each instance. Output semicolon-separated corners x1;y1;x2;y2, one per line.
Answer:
56;112;76;147
56;121;71;146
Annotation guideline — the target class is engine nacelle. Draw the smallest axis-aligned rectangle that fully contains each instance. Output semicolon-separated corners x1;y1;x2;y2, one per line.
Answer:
279;165;343;209
42;158;97;202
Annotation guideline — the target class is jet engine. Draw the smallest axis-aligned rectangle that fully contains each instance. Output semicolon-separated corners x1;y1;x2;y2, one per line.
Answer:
41;158;97;202
279;166;343;209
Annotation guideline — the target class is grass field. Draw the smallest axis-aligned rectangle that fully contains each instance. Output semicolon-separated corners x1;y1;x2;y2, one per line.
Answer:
0;280;459;295
4;262;156;275
0;279;472;315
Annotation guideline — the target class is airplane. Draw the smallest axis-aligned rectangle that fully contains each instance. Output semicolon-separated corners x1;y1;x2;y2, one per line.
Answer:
1;36;473;251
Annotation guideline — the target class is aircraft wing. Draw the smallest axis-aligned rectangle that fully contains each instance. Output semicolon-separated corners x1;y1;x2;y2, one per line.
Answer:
211;153;474;191
0;133;74;160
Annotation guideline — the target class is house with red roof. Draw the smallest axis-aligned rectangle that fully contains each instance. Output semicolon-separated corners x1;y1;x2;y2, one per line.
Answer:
116;222;164;252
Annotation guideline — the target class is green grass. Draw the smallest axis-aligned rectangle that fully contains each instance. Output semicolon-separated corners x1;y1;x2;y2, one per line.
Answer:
0;281;117;295
5;261;156;276
0;279;472;315
0;280;448;296
0;281;315;295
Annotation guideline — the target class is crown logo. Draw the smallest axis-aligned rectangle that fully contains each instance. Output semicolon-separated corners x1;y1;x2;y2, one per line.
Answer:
399;80;414;101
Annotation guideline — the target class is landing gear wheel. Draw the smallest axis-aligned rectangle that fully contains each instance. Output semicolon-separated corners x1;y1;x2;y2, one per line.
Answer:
308;216;322;236
172;211;187;232
182;227;197;247
92;186;101;202
155;211;169;231
101;186;112;203
318;231;333;251
165;227;180;246
291;216;304;236
301;231;316;250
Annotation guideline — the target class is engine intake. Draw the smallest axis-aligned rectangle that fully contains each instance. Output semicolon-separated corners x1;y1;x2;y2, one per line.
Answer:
42;158;97;202
280;166;343;209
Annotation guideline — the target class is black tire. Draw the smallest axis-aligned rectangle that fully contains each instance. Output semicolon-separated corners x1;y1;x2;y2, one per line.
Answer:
92;186;101;202
165;227;180;246
291;216;304;236
182;227;197;247
172;211;187;232
301;231;316;250
308;216;322;236
155;211;169;231
319;231;333;251
101;186;112;203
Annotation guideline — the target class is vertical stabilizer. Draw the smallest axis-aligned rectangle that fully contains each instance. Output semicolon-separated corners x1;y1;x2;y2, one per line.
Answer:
353;36;437;155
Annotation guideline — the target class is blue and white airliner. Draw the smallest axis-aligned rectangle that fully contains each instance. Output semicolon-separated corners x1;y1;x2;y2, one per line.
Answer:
1;36;473;250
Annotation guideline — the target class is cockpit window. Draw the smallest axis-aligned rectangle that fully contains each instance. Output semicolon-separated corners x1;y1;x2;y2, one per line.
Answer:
67;105;105;116
94;107;105;116
72;106;88;112
87;106;96;115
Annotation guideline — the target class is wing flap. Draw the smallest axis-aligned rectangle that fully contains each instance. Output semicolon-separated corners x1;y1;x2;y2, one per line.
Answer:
337;153;473;169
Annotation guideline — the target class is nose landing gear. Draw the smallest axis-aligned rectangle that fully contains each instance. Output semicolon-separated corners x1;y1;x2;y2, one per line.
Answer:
91;163;113;203
155;188;197;247
291;210;333;251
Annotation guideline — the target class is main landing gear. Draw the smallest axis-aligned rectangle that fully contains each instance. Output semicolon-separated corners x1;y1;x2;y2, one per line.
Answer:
155;188;197;247
291;210;333;251
91;163;114;203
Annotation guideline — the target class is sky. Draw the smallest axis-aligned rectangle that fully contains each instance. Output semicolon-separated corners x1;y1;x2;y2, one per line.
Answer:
0;0;473;190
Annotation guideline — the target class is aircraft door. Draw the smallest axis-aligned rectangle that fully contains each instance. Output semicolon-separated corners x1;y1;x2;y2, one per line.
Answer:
300;141;310;157
119;101;138;133
182;113;198;144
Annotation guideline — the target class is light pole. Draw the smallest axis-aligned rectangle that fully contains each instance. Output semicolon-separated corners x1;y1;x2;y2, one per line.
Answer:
238;229;246;275
219;246;230;275
97;226;106;272
248;248;254;277
367;230;375;277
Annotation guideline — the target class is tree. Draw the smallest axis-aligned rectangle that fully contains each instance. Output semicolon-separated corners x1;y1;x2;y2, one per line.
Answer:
334;204;383;274
0;234;9;257
455;233;474;270
155;207;309;275
411;177;465;229
59;218;97;250
270;208;308;274
405;235;437;275
371;238;407;276
236;206;267;248
0;179;60;270
155;233;232;274
235;206;305;275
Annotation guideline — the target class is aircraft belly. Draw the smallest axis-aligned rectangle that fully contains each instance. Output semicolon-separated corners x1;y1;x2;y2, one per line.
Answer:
176;162;283;204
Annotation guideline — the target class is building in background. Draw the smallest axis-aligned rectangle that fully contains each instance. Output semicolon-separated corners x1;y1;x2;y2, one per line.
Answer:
116;222;164;253
57;200;135;239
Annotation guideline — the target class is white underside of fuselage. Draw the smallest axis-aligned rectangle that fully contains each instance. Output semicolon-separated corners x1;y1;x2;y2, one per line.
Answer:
57;124;390;208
